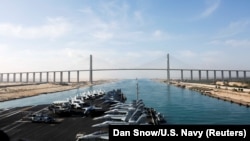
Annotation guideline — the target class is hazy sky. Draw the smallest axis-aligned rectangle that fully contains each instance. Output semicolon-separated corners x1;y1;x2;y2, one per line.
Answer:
0;0;250;79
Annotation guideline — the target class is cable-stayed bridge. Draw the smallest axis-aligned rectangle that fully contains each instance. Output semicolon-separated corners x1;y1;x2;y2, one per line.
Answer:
0;54;250;84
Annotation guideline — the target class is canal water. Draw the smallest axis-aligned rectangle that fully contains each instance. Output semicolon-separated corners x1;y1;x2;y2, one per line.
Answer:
1;79;250;125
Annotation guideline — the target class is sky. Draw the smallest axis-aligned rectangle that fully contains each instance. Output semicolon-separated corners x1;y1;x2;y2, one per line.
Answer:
0;0;250;80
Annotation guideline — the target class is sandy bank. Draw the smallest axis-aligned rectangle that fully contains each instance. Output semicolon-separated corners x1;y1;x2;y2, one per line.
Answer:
0;79;117;102
154;79;250;107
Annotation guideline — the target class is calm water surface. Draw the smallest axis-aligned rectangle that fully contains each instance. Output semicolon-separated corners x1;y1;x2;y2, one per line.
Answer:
1;79;250;124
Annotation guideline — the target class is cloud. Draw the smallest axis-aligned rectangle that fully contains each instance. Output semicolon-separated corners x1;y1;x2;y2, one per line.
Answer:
175;50;226;69
99;0;130;19
0;17;71;39
209;20;250;48
179;50;197;58
210;39;250;47
78;6;93;15
216;20;250;38
91;31;114;40
76;1;155;43
134;11;144;24
152;30;172;40
0;44;8;52
77;6;123;42
191;0;221;20
200;0;220;18
200;51;221;64
153;30;163;37
75;1;176;47
225;39;250;47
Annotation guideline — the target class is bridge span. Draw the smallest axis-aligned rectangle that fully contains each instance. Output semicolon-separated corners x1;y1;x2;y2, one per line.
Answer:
0;54;250;84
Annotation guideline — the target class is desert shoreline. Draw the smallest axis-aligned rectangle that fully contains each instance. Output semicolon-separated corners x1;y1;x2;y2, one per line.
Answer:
0;79;117;102
155;79;250;107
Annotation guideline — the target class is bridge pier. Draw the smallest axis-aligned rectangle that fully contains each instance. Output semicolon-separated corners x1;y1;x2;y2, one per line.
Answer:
53;72;56;83
190;70;193;81
214;70;216;82
13;73;16;82
33;72;35;82
77;71;79;83
198;70;201;81
221;70;224;82
0;73;3;82
229;71;231;81
90;54;93;84
68;71;70;83
244;71;246;81
180;70;183;81
60;71;63;83
40;72;42;83
206;70;209;81
167;54;170;83
46;72;49;82
20;73;22;82
26;73;29;83
7;73;9;82
236;71;239;80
